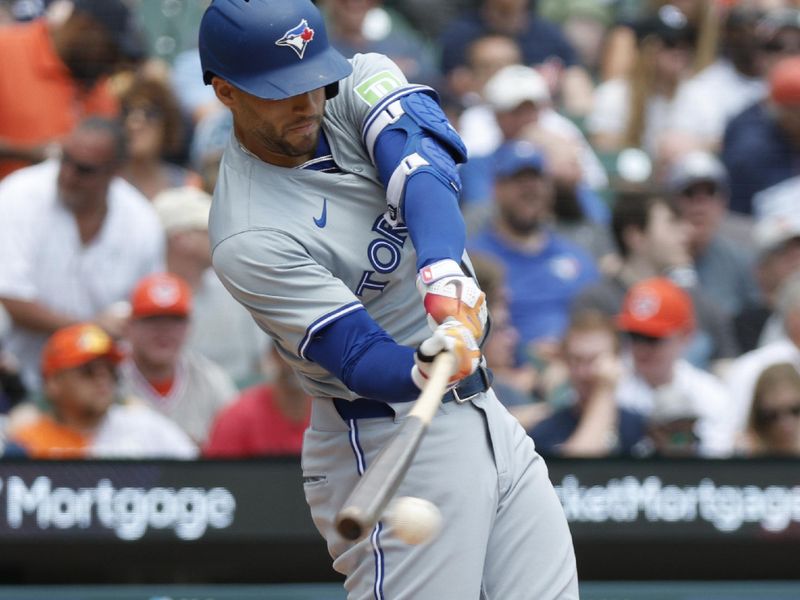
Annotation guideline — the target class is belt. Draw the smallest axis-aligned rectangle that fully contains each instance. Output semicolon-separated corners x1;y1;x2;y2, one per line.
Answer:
333;366;493;420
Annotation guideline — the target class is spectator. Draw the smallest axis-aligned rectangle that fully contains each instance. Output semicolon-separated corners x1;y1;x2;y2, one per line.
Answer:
600;0;719;83
321;0;439;85
739;362;800;456
542;137;616;270
444;33;521;111
537;0;614;78
459;63;609;208
722;55;800;215
0;342;26;413
118;273;236;445
736;211;800;351
468;251;548;429
118;74;202;200
635;382;703;457
204;346;311;457
668;7;766;149
615;277;734;457
0;0;144;179
666;150;760;318
0;117;164;391
438;0;595;117
572;193;740;371
152;186;268;385
9;323;196;458
587;5;716;161
529;310;647;457
469;140;600;357
725;273;800;440
396;0;473;41
756;7;800;77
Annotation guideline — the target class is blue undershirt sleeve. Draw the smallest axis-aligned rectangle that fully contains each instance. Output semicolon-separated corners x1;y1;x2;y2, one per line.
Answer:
404;174;466;269
373;129;466;269
305;308;419;402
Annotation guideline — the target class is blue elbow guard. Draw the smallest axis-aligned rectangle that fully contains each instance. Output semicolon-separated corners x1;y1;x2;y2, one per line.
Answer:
364;90;468;225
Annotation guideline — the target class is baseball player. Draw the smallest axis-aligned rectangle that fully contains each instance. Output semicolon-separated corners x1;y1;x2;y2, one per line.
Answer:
199;1;578;598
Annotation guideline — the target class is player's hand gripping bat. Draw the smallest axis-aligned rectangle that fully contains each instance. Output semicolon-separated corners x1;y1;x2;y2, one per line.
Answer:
335;351;457;541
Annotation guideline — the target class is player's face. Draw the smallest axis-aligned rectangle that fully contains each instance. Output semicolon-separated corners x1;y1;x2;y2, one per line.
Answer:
227;85;326;167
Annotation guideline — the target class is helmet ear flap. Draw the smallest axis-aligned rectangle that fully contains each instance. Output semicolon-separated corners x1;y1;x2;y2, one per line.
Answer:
325;82;340;100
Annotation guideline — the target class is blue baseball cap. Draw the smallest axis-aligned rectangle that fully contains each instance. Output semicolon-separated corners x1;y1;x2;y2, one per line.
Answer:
492;141;546;179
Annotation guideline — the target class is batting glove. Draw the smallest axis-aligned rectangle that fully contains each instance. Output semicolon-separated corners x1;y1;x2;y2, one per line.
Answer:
411;319;480;390
417;259;487;340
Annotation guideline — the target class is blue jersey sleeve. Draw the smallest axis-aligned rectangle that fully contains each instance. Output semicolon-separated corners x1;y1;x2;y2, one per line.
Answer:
305;308;420;402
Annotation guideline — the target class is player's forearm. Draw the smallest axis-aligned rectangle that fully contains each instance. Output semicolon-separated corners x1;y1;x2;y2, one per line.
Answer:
0;297;77;334
305;309;419;402
345;340;419;401
403;172;466;269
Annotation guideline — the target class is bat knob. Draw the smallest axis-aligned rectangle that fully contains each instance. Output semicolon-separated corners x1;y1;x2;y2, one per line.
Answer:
336;516;363;541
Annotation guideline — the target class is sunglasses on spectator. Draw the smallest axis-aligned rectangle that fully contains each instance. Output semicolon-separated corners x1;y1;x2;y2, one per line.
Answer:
681;182;719;197
61;151;111;177
74;360;117;380
761;39;800;54
756;404;800;425
122;106;164;122
627;332;667;345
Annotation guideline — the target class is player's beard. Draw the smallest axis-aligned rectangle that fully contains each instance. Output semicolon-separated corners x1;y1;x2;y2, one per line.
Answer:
256;117;321;160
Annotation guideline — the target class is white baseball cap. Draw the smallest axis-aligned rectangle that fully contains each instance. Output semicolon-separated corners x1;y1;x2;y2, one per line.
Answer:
153;186;212;234
666;150;729;195
650;384;699;424
753;211;800;257
483;65;550;112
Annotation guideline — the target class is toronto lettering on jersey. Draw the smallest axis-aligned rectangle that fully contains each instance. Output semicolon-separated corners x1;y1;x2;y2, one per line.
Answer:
356;214;408;296
0;476;236;541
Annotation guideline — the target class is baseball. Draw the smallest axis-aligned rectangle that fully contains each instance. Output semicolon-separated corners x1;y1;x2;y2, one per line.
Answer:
387;496;442;545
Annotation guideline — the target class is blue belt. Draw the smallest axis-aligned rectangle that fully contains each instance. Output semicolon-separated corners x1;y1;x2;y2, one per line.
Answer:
333;366;493;420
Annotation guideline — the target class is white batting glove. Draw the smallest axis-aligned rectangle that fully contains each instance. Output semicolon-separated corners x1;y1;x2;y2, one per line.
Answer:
411;319;480;390
417;259;487;340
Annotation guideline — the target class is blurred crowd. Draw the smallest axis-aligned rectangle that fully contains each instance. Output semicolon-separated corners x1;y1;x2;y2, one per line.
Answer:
2;0;800;460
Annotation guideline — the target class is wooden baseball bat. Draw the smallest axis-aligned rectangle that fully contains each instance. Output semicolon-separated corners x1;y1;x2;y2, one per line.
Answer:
335;351;456;541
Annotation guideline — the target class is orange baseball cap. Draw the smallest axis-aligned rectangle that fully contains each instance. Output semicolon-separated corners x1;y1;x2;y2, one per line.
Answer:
770;56;800;106
41;323;124;377
130;273;192;319
616;277;695;338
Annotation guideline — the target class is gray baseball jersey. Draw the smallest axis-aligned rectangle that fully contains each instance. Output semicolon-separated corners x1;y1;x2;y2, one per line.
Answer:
210;53;578;599
211;54;431;400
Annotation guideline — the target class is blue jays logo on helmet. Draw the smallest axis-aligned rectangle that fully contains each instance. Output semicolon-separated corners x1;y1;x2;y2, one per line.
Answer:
276;19;316;59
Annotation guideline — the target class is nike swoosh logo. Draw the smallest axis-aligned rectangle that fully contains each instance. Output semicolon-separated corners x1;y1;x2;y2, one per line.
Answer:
313;198;327;228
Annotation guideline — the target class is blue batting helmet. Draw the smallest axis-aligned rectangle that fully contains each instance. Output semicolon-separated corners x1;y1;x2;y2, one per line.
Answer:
199;0;353;100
